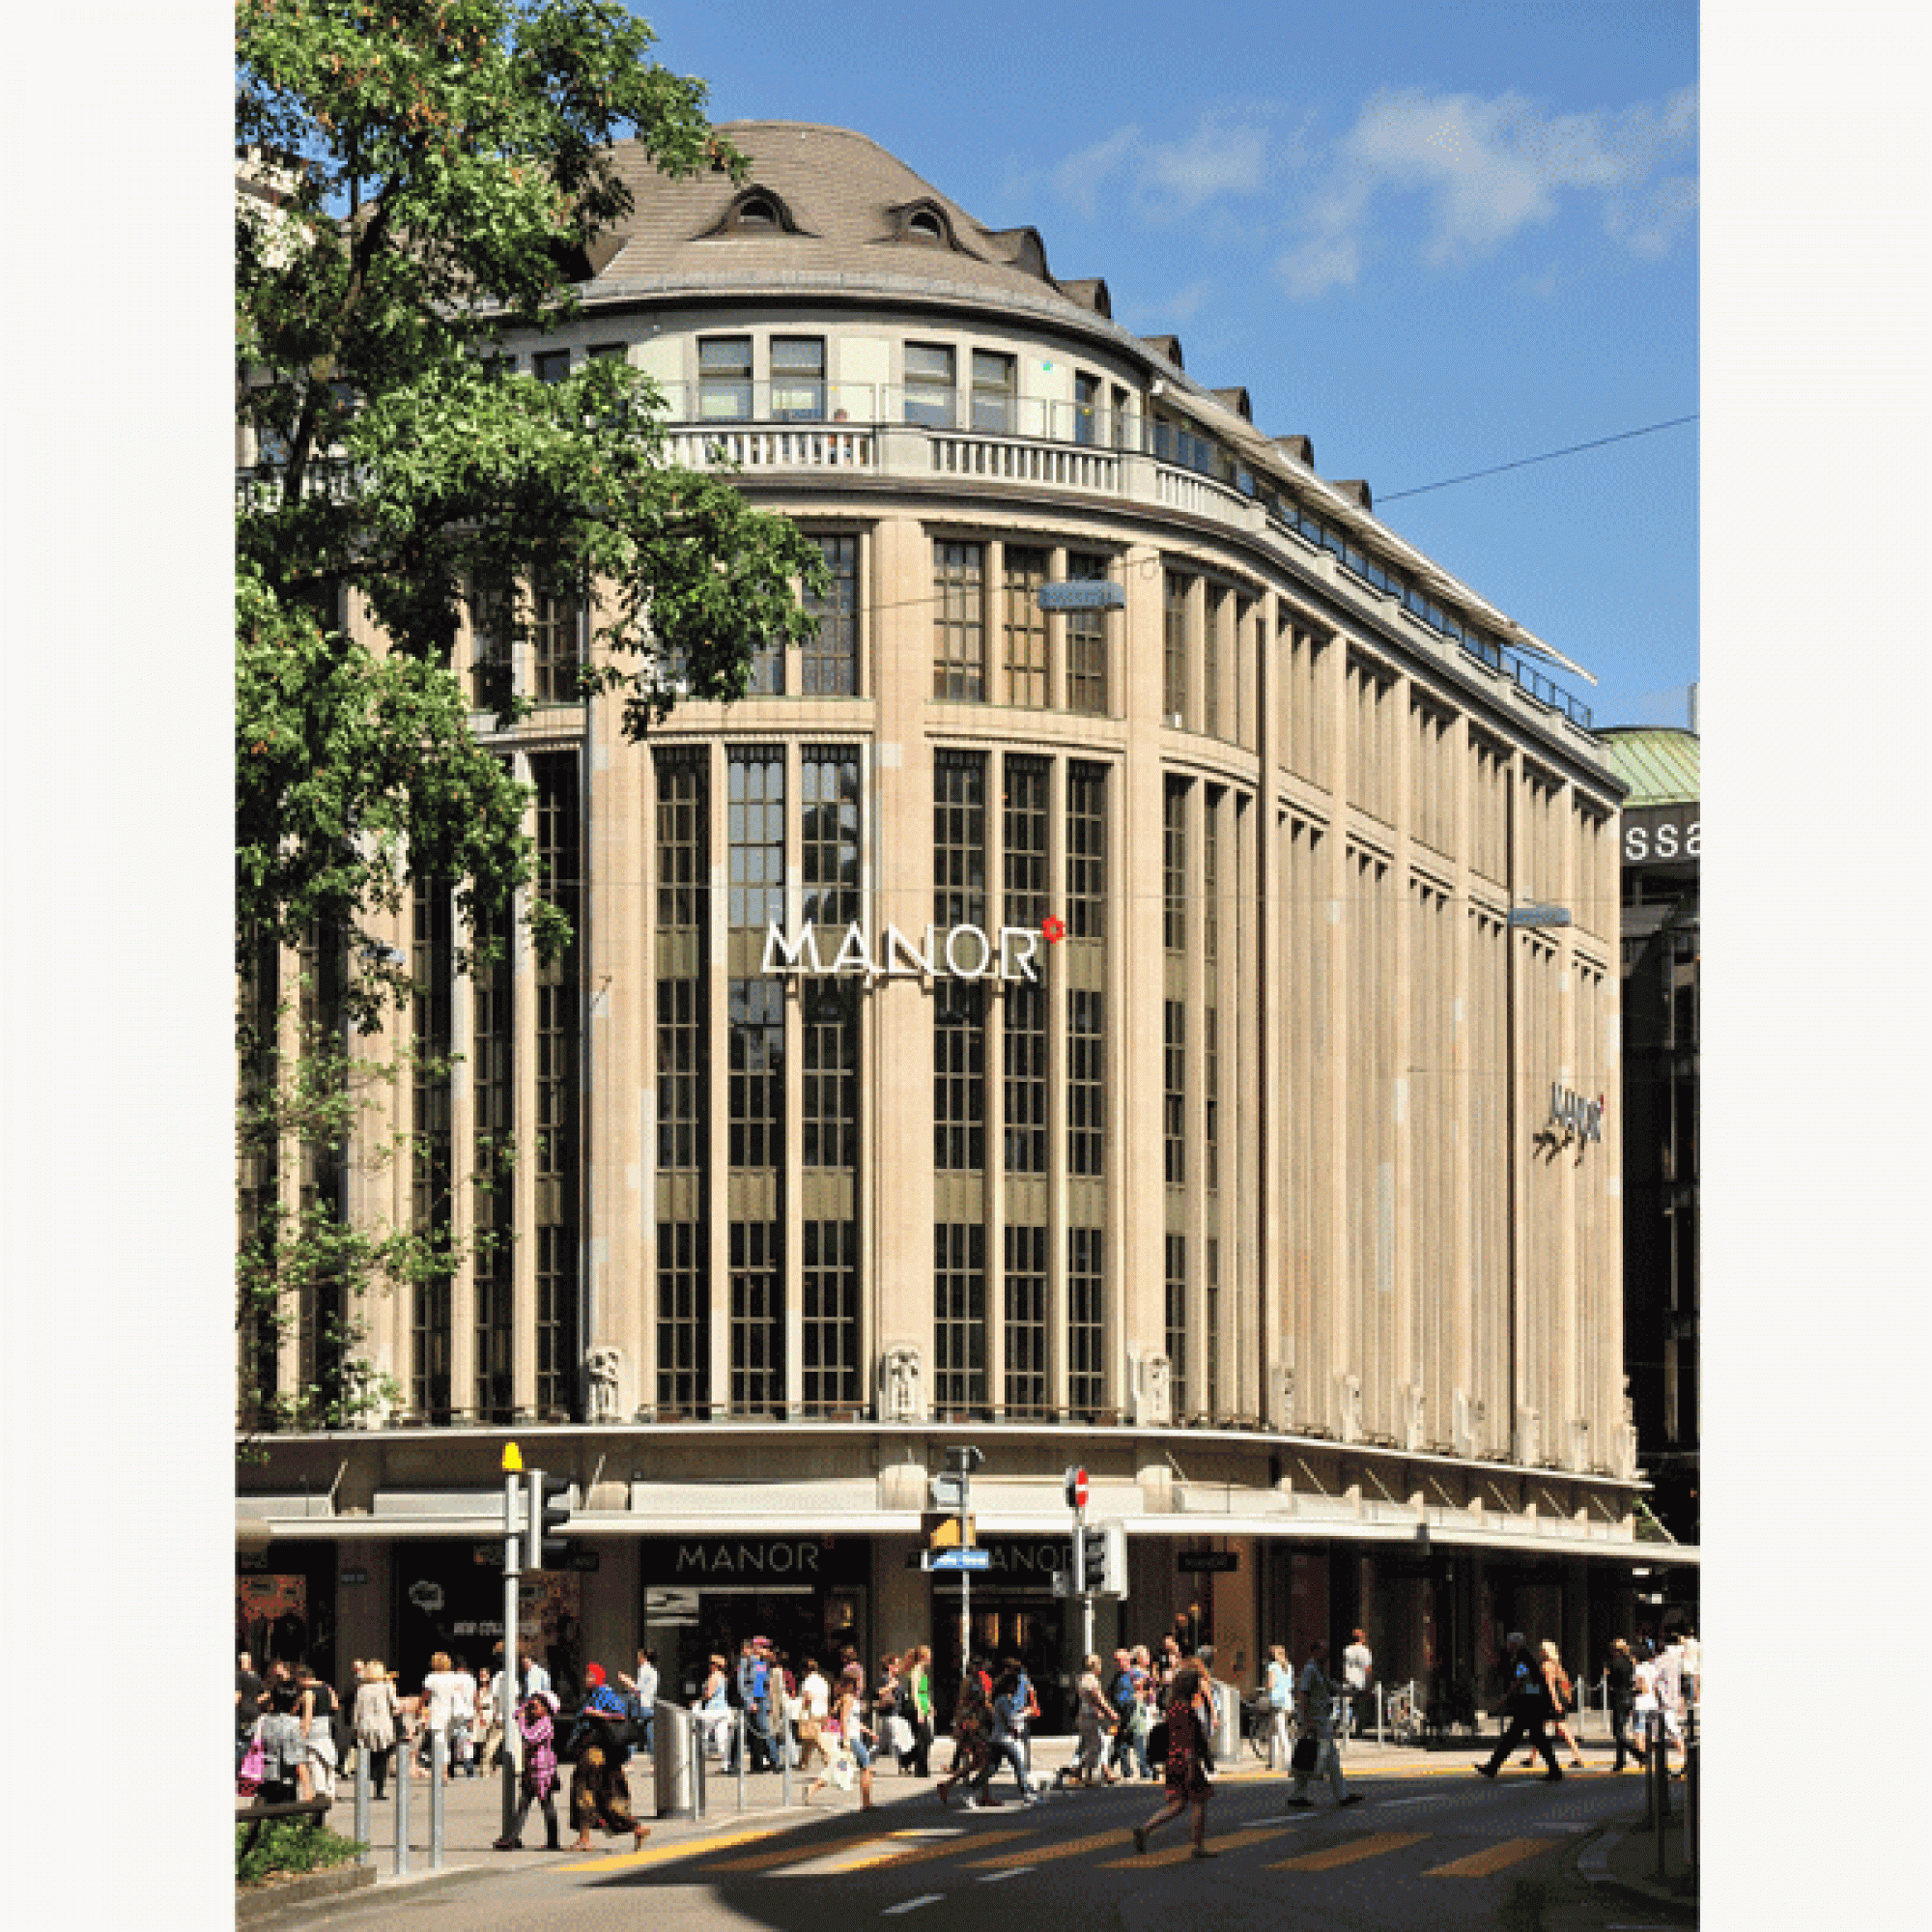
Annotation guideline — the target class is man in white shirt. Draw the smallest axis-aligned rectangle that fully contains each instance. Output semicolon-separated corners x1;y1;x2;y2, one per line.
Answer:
1654;1634;1687;1759
617;1647;660;1753
1341;1629;1373;1742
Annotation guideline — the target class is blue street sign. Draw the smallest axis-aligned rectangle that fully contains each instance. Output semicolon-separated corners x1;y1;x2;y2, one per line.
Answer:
928;1548;991;1571
1037;579;1125;611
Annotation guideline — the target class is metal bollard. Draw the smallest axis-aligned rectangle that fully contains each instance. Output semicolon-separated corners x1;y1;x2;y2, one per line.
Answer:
354;1735;371;1864
736;1708;748;1811
1375;1682;1385;1747
394;1740;412;1877
430;1729;446;1870
1684;1705;1698;1871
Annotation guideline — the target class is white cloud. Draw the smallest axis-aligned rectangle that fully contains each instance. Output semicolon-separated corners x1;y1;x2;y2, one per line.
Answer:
1274;84;1698;299
1051;126;1143;222
1139;116;1274;214
1043;107;1289;226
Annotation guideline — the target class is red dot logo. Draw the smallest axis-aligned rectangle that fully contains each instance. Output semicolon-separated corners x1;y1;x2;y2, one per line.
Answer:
1041;916;1066;945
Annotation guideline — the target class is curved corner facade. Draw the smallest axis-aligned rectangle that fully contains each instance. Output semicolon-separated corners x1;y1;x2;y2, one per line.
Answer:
239;123;1653;1719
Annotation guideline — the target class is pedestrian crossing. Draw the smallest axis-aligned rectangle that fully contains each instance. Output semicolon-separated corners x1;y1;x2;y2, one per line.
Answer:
657;1813;1574;1887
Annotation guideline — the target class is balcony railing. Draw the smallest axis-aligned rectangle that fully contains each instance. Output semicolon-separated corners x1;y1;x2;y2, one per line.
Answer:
238;385;1593;729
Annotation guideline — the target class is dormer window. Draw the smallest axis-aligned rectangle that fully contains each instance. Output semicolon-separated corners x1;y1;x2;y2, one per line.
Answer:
705;185;807;239
908;210;944;242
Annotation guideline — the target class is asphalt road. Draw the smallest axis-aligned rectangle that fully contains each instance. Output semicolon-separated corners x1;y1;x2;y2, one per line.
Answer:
300;1764;1677;1932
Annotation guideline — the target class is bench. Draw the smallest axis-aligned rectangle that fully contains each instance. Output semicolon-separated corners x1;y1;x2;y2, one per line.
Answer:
235;1796;332;1855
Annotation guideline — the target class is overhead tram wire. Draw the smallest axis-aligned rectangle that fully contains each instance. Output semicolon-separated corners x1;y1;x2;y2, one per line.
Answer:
1376;414;1699;505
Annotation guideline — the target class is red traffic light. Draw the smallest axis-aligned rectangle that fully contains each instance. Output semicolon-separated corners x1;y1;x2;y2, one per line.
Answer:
1064;1465;1089;1510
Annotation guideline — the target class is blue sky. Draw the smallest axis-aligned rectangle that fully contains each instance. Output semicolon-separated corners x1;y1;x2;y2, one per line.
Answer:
640;0;1700;731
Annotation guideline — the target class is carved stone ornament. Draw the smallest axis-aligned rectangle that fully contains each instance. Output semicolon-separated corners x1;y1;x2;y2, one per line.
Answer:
1336;1374;1364;1444
1515;1405;1541;1469
1133;1350;1173;1428
584;1345;624;1424
1405;1383;1428;1452
1278;1366;1296;1431
881;1344;926;1423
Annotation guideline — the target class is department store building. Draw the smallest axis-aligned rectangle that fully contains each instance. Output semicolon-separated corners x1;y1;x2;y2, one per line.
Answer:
238;123;1658;1719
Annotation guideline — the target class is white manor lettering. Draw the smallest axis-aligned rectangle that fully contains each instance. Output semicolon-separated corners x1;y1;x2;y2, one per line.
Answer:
762;921;1042;983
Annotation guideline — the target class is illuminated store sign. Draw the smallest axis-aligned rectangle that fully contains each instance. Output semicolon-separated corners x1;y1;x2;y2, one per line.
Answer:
763;921;1044;983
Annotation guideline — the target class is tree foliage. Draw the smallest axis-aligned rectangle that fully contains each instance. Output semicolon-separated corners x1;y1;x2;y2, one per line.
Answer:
236;0;824;1431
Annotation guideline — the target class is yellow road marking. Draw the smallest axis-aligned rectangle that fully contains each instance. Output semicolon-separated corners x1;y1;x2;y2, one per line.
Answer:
838;1830;1030;1873
1269;1830;1431;1870
551;1823;784;1874
1098;1836;1216;1869
1426;1835;1557;1878
694;1828;896;1874
967;1827;1147;1867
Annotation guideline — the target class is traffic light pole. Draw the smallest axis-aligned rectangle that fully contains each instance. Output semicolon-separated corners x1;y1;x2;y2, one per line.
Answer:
1076;1503;1094;1662
957;1473;971;1690
501;1468;522;1842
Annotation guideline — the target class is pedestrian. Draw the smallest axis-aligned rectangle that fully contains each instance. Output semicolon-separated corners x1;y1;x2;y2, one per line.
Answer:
257;1662;308;1804
903;1646;934;1776
934;1668;989;1807
816;1668;877;1809
294;1662;340;1801
235;1650;266;1775
744;1638;779;1772
336;1660;363;1782
1006;1657;1042;1788
1341;1627;1373;1742
1063;1653;1120;1787
1127;1669;1159;1780
419;1651;465;1780
449;1659;477;1777
1264;1642;1295;1771
563;1664;651;1853
1519;1641;1585;1769
794;1656;834;1784
698;1652;734;1765
1632;1642;1663;1770
493;1689;563;1851
1099;1648;1138;1780
352;1660;400;1800
1287;1639;1362;1808
1654;1631;1687;1767
1605;1637;1646;1774
616;1646;660;1756
1131;1658;1217;1859
876;1653;914;1773
1474;1633;1563;1781
470;1662;497;1776
968;1662;1040;1807
1679;1626;1701;1708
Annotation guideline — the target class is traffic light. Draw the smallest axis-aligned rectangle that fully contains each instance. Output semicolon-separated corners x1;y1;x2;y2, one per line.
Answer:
1080;1523;1107;1593
945;1444;984;1476
528;1469;573;1568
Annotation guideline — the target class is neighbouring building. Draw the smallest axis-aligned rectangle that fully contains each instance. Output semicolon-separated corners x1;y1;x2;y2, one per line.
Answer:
1600;724;1700;1588
238;123;1659;1720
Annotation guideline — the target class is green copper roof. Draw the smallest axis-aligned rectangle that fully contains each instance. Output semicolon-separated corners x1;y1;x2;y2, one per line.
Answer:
1596;726;1699;807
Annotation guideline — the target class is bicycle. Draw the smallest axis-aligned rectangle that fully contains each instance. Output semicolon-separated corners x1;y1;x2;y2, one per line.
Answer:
1240;1694;1293;1762
1384;1681;1425;1747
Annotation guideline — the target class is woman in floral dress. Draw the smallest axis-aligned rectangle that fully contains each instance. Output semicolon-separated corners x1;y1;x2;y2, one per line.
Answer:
564;1663;650;1853
1131;1660;1216;1860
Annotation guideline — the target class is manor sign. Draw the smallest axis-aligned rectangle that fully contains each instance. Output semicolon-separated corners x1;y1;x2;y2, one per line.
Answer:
762;921;1043;983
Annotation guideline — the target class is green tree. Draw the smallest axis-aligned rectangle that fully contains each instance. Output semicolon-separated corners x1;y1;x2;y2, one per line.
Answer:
236;0;824;1433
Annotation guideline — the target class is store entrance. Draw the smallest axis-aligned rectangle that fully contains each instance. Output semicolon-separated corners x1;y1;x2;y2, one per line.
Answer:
928;1593;1068;1730
645;1586;868;1704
